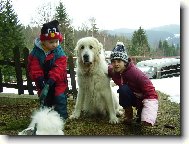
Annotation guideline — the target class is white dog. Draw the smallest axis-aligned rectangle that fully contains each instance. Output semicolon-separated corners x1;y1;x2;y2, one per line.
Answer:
70;37;122;124
18;107;64;135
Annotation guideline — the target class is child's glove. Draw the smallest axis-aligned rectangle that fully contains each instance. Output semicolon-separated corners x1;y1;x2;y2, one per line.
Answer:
46;78;55;87
37;77;46;89
40;84;49;105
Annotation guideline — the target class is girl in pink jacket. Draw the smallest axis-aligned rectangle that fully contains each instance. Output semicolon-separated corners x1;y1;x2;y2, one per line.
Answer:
108;42;158;126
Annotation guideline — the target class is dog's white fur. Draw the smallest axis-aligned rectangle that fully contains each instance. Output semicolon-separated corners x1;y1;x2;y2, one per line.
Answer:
70;37;122;124
18;107;64;135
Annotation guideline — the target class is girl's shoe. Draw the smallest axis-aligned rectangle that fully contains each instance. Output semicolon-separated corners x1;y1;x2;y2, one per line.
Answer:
124;107;133;125
142;121;152;126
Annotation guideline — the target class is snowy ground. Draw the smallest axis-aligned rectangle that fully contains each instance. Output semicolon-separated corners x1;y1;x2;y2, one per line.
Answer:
2;76;180;104
151;76;180;103
111;76;180;104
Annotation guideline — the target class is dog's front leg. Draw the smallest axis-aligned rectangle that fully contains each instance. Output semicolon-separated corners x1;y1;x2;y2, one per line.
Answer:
69;90;84;119
103;90;119;124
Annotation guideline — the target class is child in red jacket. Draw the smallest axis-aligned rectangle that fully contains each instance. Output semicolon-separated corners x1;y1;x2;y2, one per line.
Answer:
108;42;158;126
28;20;68;120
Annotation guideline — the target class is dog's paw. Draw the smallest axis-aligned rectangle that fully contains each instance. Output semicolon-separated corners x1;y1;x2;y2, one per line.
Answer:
109;116;119;124
116;110;124;117
69;113;80;119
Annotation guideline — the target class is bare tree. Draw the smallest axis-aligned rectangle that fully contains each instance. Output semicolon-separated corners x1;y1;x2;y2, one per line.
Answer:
30;1;55;26
88;17;99;37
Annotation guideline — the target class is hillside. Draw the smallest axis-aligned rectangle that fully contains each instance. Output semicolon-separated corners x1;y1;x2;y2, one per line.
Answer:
106;24;180;47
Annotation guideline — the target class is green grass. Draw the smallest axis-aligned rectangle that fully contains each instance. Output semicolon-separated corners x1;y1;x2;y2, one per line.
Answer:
0;91;181;136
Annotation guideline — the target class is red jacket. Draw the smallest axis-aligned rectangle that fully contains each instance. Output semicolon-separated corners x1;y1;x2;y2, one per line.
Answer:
108;62;158;100
28;38;68;96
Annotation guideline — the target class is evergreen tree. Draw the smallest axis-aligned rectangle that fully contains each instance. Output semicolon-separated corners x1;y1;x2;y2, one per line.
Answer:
176;44;180;56
155;40;164;56
130;26;150;56
55;2;74;56
158;40;163;50
0;2;5;59
22;25;41;50
170;43;177;56
0;0;25;82
0;0;25;60
162;40;169;56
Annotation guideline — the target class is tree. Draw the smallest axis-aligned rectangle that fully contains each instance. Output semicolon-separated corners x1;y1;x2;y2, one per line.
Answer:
162;40;169;56
0;1;5;60
0;0;25;59
130;26;150;56
155;40;164;56
22;25;41;50
30;1;54;26
55;1;75;55
162;40;178;57
0;0;25;82
88;17;99;37
158;40;163;50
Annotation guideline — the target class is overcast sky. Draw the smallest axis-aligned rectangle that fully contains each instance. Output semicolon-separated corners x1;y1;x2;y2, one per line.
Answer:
12;0;181;30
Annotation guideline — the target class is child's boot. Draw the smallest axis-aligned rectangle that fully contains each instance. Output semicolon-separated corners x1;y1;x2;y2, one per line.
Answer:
124;106;133;124
136;108;142;123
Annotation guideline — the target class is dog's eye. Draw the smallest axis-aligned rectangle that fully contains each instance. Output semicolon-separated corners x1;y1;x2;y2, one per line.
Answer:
81;45;84;49
89;45;93;49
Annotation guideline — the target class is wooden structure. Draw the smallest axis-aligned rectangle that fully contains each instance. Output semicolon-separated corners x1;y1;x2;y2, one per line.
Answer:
0;46;180;98
0;47;77;98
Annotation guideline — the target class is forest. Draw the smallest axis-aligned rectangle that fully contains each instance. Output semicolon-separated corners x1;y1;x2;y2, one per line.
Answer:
0;0;180;82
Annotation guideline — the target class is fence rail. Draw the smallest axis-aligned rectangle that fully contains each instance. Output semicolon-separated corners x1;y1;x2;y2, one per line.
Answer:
0;46;180;97
0;47;77;98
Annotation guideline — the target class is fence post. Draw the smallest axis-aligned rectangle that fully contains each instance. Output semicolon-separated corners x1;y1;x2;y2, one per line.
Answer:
23;47;34;95
154;67;161;79
0;68;2;92
13;46;24;95
68;56;77;99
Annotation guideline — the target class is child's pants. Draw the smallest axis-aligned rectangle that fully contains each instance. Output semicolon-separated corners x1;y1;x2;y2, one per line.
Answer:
44;86;68;120
117;84;138;108
117;84;158;126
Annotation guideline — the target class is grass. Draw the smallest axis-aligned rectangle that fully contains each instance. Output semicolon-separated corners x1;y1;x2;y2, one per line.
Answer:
0;91;181;136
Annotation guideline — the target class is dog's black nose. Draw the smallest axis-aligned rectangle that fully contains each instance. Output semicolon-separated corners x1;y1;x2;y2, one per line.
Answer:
83;54;89;62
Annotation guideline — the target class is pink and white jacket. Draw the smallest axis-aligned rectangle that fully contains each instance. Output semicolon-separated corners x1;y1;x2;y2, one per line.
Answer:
108;62;158;125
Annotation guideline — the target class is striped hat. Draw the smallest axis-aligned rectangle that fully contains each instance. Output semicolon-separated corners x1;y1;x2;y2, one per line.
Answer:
110;42;128;63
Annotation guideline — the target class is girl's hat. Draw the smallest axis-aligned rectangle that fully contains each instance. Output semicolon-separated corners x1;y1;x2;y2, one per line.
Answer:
110;42;128;63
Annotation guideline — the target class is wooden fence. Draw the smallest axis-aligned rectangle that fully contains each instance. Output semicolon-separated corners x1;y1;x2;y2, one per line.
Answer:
0;47;77;98
0;46;180;97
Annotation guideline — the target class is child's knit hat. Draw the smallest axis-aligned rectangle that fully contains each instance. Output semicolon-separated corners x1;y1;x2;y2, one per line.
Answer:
110;42;128;63
40;20;63;43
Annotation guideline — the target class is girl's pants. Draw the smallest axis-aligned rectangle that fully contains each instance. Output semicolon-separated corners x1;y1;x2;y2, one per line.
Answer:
117;84;142;110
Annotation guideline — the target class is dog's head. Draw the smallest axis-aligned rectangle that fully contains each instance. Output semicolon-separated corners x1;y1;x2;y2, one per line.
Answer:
75;37;103;65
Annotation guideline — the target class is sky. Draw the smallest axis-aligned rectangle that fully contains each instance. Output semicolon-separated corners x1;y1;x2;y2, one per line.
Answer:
12;0;181;30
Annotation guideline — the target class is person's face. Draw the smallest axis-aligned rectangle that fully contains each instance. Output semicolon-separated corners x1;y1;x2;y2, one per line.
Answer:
111;59;126;73
43;39;59;51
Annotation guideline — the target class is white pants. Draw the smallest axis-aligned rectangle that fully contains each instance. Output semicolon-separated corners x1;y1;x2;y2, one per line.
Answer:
141;99;158;126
